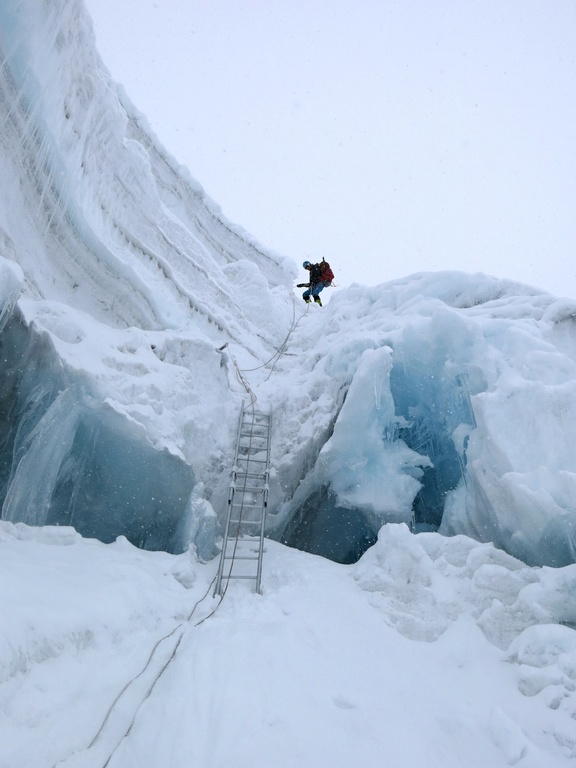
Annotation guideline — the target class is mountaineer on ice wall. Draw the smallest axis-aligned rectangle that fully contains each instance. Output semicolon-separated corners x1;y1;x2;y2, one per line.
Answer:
297;259;334;306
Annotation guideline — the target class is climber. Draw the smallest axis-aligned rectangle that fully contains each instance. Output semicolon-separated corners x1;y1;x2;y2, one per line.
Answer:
297;259;335;306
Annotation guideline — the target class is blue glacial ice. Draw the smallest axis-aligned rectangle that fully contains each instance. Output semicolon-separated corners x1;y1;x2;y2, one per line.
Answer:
273;280;576;567
2;0;576;569
0;307;196;553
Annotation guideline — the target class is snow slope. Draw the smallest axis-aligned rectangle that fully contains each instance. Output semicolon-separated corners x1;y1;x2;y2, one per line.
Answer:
1;2;576;766
1;521;575;768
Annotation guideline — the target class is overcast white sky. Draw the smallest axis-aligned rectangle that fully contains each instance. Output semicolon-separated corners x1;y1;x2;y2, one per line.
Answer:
85;0;576;297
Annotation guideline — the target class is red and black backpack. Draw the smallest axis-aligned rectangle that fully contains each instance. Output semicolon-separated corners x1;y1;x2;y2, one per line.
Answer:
318;259;334;283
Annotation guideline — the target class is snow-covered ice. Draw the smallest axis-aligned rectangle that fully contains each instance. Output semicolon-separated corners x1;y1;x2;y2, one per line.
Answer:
1;1;576;766
1;522;575;768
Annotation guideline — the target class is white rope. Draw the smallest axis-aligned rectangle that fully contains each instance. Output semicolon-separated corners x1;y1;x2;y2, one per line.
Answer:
53;574;224;768
239;292;307;374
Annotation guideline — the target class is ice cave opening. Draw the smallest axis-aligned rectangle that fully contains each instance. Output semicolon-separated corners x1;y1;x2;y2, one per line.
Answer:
282;353;477;564
390;360;475;532
280;485;380;565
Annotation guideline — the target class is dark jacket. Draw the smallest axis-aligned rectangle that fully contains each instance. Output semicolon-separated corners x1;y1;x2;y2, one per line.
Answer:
308;263;323;285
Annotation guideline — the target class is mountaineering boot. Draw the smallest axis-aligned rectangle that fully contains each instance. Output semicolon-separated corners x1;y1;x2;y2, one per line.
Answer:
303;296;311;303
314;296;322;306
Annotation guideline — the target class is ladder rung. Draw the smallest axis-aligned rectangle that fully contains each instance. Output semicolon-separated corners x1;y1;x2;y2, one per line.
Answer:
228;496;265;503
225;574;258;580
222;555;259;561
226;533;264;546
229;519;262;525
240;430;268;437
238;441;267;446
238;443;267;448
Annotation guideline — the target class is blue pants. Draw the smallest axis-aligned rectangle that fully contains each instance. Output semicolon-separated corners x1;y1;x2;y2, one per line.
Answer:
303;282;327;300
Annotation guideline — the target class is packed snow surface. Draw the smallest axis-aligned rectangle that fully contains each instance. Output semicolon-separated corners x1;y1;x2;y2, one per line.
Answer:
1;521;576;768
1;1;576;766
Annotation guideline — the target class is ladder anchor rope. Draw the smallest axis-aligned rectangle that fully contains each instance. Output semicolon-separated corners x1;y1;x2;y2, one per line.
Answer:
215;401;272;595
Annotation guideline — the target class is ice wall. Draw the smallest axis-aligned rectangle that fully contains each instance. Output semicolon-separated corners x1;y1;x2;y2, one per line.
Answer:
0;0;295;555
2;0;576;570
271;274;576;568
0;303;197;552
0;0;294;333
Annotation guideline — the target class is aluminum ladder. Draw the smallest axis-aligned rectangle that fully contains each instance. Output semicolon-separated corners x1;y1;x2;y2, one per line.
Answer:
215;402;271;595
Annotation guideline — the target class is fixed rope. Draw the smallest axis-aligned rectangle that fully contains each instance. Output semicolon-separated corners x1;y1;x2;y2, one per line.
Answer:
238;293;308;374
54;574;226;768
218;296;308;406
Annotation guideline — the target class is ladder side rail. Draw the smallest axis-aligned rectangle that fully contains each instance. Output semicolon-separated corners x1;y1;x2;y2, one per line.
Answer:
234;448;254;535
222;402;258;586
237;405;259;498
215;486;236;595
255;494;267;594
266;409;273;458
215;401;246;595
255;411;272;594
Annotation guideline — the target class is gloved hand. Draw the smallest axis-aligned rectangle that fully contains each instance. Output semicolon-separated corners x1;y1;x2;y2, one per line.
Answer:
296;283;309;288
